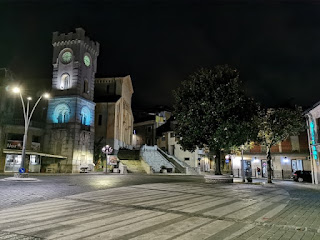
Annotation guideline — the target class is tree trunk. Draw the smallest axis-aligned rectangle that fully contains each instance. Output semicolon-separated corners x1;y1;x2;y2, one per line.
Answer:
266;146;272;183
215;149;222;175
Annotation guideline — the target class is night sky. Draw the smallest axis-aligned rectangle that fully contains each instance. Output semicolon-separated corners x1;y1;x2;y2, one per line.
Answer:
1;1;320;109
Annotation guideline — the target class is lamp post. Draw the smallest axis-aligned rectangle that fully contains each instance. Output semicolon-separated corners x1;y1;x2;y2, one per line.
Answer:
102;145;113;173
12;87;50;175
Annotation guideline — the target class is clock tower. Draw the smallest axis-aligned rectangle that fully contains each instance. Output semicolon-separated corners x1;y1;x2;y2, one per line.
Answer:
44;28;99;173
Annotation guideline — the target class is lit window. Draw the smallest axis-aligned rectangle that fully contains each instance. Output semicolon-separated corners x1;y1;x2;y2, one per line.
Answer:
60;73;70;90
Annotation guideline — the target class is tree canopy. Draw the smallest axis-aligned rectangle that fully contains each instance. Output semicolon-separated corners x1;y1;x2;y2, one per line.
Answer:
255;107;305;183
256;108;305;148
173;65;258;174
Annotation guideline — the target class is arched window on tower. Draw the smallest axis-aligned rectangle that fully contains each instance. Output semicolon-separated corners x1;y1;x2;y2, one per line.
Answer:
60;73;70;90
53;104;71;123
80;106;91;126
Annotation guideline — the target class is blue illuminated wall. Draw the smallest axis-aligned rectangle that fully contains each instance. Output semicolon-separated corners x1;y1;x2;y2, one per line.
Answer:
47;97;95;126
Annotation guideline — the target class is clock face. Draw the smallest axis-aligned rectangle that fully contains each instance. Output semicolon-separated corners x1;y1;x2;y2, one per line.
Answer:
61;51;72;64
84;55;91;67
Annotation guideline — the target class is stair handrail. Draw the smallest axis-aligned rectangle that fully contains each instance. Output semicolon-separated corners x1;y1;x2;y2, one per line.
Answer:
157;147;191;168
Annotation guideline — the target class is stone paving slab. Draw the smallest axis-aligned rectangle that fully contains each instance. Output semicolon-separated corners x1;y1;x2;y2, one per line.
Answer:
0;182;320;239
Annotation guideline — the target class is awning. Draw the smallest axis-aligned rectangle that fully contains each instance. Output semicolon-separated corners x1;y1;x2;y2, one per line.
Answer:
3;149;67;159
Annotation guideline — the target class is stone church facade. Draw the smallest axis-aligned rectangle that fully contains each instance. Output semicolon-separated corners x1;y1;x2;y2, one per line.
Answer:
94;76;134;154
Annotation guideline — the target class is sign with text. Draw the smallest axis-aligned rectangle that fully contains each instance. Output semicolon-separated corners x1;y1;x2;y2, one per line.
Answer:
7;140;23;150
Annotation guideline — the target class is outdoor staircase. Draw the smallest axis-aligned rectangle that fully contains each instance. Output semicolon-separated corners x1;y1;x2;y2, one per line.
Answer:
140;145;175;173
119;160;146;173
157;147;201;175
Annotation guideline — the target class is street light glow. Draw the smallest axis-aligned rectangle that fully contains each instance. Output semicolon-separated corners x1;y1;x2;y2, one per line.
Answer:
27;97;32;101
12;87;20;93
43;93;50;99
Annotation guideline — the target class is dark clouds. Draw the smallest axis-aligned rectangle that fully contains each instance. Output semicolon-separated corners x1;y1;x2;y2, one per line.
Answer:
1;1;320;108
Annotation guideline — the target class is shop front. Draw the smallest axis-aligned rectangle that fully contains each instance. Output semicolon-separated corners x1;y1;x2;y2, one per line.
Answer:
3;149;67;173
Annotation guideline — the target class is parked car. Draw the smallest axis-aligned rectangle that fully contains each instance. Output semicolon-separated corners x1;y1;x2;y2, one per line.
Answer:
293;170;312;183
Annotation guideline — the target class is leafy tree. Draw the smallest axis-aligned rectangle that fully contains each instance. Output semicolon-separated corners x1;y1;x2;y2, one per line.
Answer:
173;65;258;174
256;107;305;183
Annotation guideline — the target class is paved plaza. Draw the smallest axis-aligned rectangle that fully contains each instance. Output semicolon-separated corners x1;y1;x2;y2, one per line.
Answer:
0;174;320;239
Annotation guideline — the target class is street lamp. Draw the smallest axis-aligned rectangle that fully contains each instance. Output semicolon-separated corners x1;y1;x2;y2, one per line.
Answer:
102;145;113;173
12;87;50;175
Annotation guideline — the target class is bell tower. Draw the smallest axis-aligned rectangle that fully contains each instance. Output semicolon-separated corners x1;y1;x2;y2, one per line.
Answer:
44;28;99;173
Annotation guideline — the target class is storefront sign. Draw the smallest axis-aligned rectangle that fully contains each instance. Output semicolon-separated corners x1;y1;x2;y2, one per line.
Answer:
310;121;318;164
7;140;22;150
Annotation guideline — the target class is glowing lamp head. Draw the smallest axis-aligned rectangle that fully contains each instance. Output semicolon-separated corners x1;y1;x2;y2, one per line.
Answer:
12;87;20;93
27;97;32;101
43;93;50;99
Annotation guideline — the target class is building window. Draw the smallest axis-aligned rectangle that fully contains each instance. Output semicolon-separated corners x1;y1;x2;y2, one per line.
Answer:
98;115;102;126
184;158;190;161
60;73;70;90
106;85;110;94
170;132;175;138
162;135;165;141
83;79;88;93
147;126;152;132
80;106;91;126
53;103;70;123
